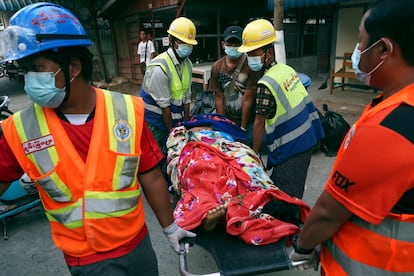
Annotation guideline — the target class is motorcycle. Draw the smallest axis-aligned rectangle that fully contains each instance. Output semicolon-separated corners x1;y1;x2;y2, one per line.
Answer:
0;95;41;240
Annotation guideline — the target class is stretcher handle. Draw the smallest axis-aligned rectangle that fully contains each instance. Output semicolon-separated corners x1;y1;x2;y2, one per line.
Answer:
179;242;221;276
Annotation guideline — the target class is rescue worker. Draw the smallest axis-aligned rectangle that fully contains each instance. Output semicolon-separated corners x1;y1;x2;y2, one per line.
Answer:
238;19;324;199
0;3;195;275
139;17;197;151
289;0;414;273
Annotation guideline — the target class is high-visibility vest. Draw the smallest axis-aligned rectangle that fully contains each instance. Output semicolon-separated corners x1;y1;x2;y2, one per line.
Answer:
258;63;324;165
140;51;192;130
2;88;145;257
321;84;414;275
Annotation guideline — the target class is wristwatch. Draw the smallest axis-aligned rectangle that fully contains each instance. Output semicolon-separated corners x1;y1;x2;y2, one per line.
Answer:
293;235;314;255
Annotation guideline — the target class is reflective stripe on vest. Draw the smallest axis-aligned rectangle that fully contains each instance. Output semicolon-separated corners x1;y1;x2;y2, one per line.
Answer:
84;189;140;219
45;198;83;229
102;90;140;190
259;73;315;152
14;105;72;202
145;51;191;123
323;215;414;274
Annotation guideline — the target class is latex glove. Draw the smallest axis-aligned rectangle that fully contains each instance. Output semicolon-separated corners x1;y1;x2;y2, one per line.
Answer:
289;248;319;271
289;235;320;271
163;221;196;254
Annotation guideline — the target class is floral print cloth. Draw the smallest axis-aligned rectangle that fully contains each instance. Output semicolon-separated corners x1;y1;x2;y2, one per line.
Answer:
166;125;310;245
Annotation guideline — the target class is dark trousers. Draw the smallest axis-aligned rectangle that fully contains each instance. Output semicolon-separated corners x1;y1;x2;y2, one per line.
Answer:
68;233;158;276
270;148;313;199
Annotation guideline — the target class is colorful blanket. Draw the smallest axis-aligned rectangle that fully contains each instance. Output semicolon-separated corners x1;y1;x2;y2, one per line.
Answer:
167;124;311;245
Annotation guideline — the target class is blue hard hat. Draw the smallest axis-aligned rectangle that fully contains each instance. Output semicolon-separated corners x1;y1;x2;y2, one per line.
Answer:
0;2;92;63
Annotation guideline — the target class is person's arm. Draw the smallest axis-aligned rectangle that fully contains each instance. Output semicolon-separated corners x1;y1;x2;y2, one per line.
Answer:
241;87;256;129
162;107;173;131
139;166;174;228
215;90;225;115
0;132;24;194
253;114;266;153
145;66;173;131
209;63;225;115
296;190;352;250
137;42;141;61
149;41;156;59
183;103;190;121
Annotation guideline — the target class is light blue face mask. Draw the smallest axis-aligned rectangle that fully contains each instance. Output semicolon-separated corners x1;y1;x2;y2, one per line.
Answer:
351;40;385;85
24;68;66;108
247;55;264;72
351;43;368;83
176;44;193;58
224;46;242;60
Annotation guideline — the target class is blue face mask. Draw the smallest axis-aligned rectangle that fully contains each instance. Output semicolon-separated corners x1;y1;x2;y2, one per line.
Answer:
247;55;264;72
24;68;66;108
176;44;193;58
224;46;242;60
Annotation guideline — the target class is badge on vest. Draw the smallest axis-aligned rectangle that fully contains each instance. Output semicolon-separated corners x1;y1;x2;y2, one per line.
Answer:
23;134;55;154
113;120;132;142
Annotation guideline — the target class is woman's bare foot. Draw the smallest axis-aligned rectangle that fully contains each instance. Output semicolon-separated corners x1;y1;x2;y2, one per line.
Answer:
203;205;227;231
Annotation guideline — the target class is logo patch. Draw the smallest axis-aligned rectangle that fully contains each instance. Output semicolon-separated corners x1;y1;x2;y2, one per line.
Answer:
23;135;55;154
332;170;355;192
114;120;132;142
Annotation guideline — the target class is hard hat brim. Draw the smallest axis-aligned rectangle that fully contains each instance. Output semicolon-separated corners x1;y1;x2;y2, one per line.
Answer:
167;30;198;45
238;38;276;53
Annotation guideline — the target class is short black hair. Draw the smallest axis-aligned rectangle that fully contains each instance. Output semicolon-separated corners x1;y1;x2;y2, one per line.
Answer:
365;0;414;65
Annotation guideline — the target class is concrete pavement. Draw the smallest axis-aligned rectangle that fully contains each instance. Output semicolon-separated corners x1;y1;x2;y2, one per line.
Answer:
0;75;377;276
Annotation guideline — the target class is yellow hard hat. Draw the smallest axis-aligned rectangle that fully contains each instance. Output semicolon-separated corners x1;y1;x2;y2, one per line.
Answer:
167;17;198;45
238;19;277;53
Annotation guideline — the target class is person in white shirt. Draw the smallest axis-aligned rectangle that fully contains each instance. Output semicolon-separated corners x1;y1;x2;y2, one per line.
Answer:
137;30;156;74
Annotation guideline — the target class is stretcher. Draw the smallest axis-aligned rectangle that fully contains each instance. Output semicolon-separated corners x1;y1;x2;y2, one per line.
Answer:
168;114;313;275
178;225;309;276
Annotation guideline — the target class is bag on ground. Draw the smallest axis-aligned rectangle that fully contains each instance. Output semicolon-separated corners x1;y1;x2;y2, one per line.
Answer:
318;104;351;156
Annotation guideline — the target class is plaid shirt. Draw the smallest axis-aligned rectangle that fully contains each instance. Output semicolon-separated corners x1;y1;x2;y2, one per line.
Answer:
255;62;277;118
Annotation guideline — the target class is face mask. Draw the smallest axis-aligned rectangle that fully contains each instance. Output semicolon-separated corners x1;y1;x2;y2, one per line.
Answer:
351;40;385;85
224;46;242;60
24;68;66;108
176;44;193;58
247;55;264;72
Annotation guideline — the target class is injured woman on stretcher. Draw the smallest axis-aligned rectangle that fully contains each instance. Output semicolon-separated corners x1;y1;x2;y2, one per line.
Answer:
166;114;311;245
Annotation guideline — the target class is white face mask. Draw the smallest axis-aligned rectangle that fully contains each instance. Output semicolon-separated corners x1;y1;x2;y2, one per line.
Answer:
351;40;390;86
24;68;66;108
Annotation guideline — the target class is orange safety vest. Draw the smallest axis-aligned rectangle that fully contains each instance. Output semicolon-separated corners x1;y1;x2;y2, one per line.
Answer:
321;84;414;275
2;88;145;257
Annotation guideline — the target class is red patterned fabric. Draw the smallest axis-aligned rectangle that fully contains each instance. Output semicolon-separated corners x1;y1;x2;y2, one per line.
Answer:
174;141;258;230
226;189;311;245
174;141;311;245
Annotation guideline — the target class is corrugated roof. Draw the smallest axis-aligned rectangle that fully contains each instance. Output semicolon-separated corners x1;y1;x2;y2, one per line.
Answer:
0;0;63;11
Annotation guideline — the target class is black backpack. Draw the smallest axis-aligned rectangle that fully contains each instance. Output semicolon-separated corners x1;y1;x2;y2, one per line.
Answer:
318;104;351;157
